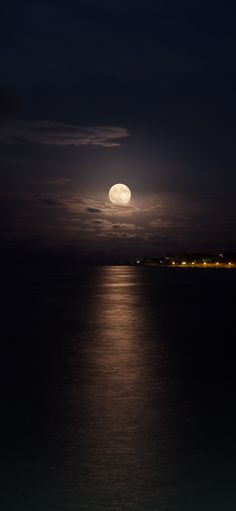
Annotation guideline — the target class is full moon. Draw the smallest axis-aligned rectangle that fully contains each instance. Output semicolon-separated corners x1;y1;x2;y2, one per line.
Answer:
109;183;131;206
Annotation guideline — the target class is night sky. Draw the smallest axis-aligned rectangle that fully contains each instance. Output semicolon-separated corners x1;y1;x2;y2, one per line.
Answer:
1;1;236;263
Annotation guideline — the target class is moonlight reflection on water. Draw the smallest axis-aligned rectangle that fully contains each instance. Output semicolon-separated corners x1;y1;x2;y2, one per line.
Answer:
1;266;236;510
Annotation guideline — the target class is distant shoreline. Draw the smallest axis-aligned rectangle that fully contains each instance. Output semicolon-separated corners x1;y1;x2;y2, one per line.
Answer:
131;262;235;269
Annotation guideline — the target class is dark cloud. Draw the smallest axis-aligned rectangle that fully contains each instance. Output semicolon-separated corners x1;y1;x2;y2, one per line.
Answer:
87;219;106;226
86;207;102;213
0;120;130;148
40;197;62;207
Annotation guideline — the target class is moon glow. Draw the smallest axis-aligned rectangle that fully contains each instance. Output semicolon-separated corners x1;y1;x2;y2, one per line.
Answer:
109;183;131;206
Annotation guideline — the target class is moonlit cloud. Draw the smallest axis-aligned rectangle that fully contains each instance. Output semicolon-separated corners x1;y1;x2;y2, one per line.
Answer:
149;218;177;228
0;120;130;148
44;194;139;217
85;218;142;238
1;189;236;258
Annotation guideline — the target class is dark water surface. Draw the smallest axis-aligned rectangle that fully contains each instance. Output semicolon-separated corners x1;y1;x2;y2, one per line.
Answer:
1;266;236;510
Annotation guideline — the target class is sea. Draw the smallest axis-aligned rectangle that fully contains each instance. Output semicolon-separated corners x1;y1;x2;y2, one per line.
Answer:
1;265;236;510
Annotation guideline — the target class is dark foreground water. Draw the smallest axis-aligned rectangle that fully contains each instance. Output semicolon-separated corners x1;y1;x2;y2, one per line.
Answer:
1;265;236;510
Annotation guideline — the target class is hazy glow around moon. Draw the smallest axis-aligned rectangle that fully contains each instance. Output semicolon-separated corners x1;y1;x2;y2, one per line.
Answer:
109;183;131;206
